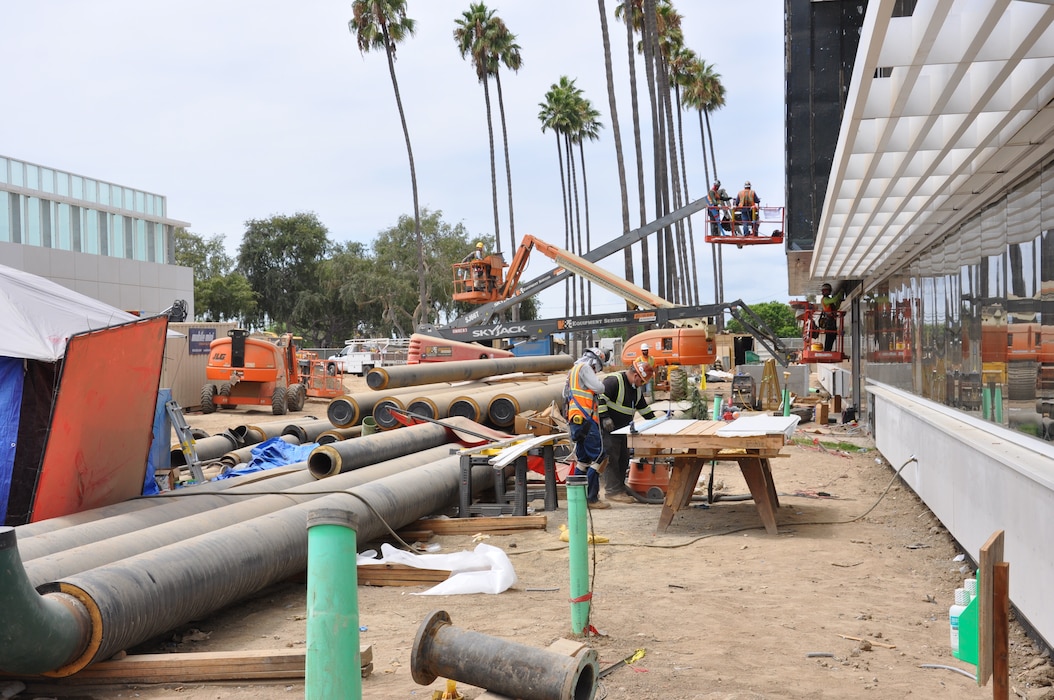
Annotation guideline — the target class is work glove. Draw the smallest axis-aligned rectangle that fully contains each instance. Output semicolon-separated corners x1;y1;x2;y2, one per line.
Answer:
601;417;615;433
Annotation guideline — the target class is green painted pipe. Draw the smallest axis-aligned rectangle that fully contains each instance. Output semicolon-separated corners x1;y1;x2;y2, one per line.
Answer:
566;474;591;636
982;385;991;420
0;527;91;675
994;384;1003;423
306;508;361;700
782;387;791;417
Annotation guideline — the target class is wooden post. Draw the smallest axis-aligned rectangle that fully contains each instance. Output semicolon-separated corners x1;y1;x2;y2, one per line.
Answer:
832;395;842;413
992;562;1010;700
978;530;1005;686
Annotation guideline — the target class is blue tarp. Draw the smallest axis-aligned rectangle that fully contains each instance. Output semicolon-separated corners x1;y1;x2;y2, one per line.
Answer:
213;437;317;480
0;357;24;521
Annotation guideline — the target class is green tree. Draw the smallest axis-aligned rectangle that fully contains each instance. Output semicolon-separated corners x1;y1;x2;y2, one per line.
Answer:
174;228;256;323
726;301;800;338
236;212;330;330
350;0;428;329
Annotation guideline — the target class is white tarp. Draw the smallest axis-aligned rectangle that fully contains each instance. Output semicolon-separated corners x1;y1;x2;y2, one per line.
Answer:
0;264;141;362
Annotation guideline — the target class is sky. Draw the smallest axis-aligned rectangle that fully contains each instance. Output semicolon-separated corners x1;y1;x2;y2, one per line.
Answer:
0;0;788;321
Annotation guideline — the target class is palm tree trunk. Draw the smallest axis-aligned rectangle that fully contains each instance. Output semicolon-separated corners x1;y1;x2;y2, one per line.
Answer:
567;136;583;316
578;140;593;313
625;1;650;291
555;133;571;319
382;28;426;329
598;0;635;300
642;0;665;299
494;72;516;256
482;77;502;256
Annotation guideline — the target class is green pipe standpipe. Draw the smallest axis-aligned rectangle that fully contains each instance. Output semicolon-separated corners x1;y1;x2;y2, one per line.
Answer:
367;355;573;390
566;474;591;636
994;384;1003;423
306;508;361;700
2;453;495;677
411;610;598;700
22;445;454;586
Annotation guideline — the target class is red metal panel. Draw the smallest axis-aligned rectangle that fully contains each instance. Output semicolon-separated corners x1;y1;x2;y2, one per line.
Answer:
29;315;168;522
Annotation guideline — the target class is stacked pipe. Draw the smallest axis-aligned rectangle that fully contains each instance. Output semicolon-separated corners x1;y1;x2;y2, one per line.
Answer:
367;354;573;390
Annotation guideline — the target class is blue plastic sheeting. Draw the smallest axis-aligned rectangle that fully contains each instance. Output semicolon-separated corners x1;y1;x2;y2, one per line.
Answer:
213;437;317;480
0;357;24;521
143;389;170;496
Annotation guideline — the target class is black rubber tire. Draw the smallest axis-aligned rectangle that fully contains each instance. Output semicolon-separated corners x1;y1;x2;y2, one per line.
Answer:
287;383;306;412
271;386;288;415
200;384;217;414
218;383;237;410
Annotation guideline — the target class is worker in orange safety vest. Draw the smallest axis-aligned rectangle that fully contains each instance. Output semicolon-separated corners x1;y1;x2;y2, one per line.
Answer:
564;346;610;509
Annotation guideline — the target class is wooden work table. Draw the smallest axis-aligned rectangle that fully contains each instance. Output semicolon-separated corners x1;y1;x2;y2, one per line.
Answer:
621;416;799;535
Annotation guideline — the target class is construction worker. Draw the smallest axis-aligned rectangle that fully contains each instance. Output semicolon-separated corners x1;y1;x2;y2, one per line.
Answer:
706;180;731;236
461;242;486;290
734;181;760;236
639;342;656;397
565;346;610;509
600;359;657;504
816;282;844;352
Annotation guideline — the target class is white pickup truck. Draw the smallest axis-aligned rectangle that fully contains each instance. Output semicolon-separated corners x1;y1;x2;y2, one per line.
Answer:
326;338;409;376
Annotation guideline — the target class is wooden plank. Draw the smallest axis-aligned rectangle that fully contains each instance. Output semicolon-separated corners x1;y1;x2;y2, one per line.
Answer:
993;562;1010;700
409;515;547;536
358;563;451;586
62;646;369;683
978;530;1004;686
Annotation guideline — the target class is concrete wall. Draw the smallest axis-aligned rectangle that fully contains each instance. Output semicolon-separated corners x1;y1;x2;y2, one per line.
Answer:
0;241;194;317
870;382;1054;649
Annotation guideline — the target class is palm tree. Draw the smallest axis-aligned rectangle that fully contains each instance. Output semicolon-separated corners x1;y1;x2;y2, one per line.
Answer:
454;3;503;255
573;98;603;314
349;0;427;329
488;19;522;253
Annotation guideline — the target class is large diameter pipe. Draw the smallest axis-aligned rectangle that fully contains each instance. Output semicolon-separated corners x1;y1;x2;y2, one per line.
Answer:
327;384;456;428
373;396;407;430
170;431;239;466
244;416;321;443
309;422;450;478
368;355;573;390
22;446;454;584
5;454;491;676
316;426;362;445
489;383;567;428
411;610;598;700
283;419;336;444
219;434;300;466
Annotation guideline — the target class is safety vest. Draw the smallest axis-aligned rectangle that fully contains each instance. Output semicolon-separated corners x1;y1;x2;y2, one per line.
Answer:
738;189;755;206
707;188;722;206
604;372;640;419
566;363;598;422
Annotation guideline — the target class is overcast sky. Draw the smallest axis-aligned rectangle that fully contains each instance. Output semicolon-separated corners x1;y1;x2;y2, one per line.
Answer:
1;1;788;320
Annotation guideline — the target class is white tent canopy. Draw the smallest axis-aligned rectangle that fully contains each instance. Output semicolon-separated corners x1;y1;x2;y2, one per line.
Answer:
0;263;143;362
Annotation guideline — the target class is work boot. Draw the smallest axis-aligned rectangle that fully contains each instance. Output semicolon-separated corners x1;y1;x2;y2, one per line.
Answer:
606;491;637;504
587;500;611;510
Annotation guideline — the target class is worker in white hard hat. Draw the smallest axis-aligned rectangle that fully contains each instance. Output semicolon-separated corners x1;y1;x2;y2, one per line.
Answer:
460;241;487;290
564;347;610;509
734;181;761;236
599;359;657;503
639;342;656;398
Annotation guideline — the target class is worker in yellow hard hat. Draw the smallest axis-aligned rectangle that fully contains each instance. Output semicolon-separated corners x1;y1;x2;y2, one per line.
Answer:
599;359;657;504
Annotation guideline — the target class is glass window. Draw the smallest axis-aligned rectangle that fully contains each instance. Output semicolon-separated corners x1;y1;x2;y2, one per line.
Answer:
108;185;119;208
26;197;41;246
124;188;134;212
0;157;7;184
72;175;83;199
135;190;145;213
10;162;23;187
8;193;21;243
56;172;69;197
84;208;99;254
40;168;54;194
40;200;52;248
24;164;38;191
57;203;71;251
71;205;82;252
97;182;109;206
85;179;97;203
98;210;109;256
0;193;9;242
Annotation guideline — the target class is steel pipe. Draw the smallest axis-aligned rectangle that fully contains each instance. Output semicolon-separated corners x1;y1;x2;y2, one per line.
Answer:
316;426;362;445
170;431;239;466
22;444;453;589
326;384;455;428
489;383;566;427
219;434;300;466
372;396;407;430
308;422;450;479
411;610;597;700
367;355;573;390
282;419;336;444
243;416;321;443
0;453;492;676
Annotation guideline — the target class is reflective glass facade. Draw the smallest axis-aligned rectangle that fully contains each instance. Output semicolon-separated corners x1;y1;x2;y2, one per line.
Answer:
861;161;1054;441
0;155;183;265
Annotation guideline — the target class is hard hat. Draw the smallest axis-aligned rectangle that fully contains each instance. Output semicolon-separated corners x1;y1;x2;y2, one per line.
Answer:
476;241;484;248
713;179;721;188
632;359;654;382
821;283;832;292
744;180;751;188
584;346;607;371
640;343;650;351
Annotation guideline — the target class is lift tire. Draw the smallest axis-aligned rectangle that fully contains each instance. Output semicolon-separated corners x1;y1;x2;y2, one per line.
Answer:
272;386;288;415
287;383;306;412
218;383;237;410
200;385;217;414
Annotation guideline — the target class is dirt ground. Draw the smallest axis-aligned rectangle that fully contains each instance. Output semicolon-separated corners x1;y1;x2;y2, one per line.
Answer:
13;374;1054;700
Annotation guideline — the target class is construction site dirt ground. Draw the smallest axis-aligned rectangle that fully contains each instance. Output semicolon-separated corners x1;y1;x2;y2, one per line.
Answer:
17;375;1054;700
